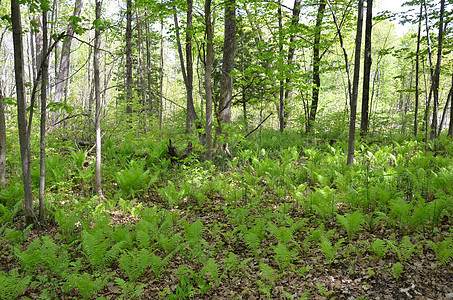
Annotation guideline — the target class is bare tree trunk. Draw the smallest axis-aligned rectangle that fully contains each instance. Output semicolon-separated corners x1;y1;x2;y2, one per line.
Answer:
54;0;83;120
126;0;133;114
215;0;236;153
185;0;198;132
94;0;103;197
308;0;326;133
0;81;6;189
430;0;444;140
145;12;153;113
449;71;453;137
38;10;49;221
278;3;284;133
12;0;34;224
159;19;164;131
347;0;364;165
438;88;451;137
422;0;434;136
205;0;214;159
360;0;372;136
414;3;422;137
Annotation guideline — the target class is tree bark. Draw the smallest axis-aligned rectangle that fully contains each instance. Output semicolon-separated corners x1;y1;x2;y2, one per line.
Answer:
39;9;49;221
54;0;83;119
347;0;364;165
216;0;236;150
12;0;35;224
278;3;284;133
360;0;372;136
430;0;444;140
126;0;133;114
145;12;153;113
308;0;326;133
185;0;198;132
95;0;103;197
0;81;6;189
205;0;214;159
414;3;422;137
449;71;453;137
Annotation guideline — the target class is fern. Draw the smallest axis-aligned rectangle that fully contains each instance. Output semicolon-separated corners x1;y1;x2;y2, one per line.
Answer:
388;236;420;263
427;237;453;266
118;248;151;281
150;247;179;279
184;219;204;245
53;209;79;239
66;272;110;300
81;229;127;270
391;262;404;281
114;277;147;299
273;243;297;270
244;231;261;255
0;269;31;300
201;258;220;285
115;160;150;198
369;238;388;260
268;222;294;244
318;235;345;265
336;211;365;240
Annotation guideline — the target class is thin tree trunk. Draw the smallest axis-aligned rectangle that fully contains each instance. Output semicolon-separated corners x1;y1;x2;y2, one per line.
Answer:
283;0;301;128
414;3;422;137
38;10;48;221
278;3;284;133
360;0;372;136
422;0;434;135
126;0;133;114
430;0;445;140
12;0;34;224
185;0;198;132
449;71;453;137
216;0;236;153
94;0;103;197
145;12;153;113
0;81;6;189
205;0;214;159
438;88;451;137
159;19;164;131
347;0;364;165
54;0;83;120
308;0;326;133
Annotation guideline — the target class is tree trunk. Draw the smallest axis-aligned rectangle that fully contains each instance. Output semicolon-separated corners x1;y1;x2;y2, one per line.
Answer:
185;0;198;133
360;0;372;136
38;9;49;221
216;0;236;151
205;0;214;159
278;3;284;133
308;0;326;133
126;0;133;114
283;0;301;129
54;0;83;119
422;0;434;136
438;88;451;137
145;12;153;113
0;81;6;189
159;19;164;131
449;71;453;137
12;0;34;224
414;3;422;137
430;0;444;140
95;0;103;197
347;0;364;165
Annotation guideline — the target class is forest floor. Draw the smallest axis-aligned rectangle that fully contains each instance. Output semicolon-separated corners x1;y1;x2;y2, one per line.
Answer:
1;136;452;299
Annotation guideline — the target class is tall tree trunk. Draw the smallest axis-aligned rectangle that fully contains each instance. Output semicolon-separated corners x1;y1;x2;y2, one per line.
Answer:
278;3;284;133
283;0;301;129
38;10;49;221
95;0;103;197
0;81;6;189
12;0;34;224
308;0;326;133
449;71;453;137
414;3;422;137
430;0;444;140
159;18;164;131
145;12;153;113
0;29;6;190
205;0;214;159
438;87;451;137
216;0;236;153
422;0;434;136
126;0;133;114
347;0;364;165
54;0;83;120
185;0;198;132
360;0;372;136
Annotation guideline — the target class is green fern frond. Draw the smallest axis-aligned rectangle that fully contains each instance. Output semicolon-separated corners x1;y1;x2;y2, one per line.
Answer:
244;231;260;254
201;258;220;285
119;248;151;281
273;243;297;270
427;237;453;266
0;269;31;300
336;211;365;240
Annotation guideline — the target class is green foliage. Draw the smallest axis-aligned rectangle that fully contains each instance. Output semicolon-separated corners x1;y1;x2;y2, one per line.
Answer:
318;235;345;265
66;272;109;300
0;181;24;207
427;237;453;266
336;211;365;240
0;269;31;300
114;277;147;299
391;262;404;281
53;209;79;239
81;229;127;270
369;238;388;260
115;160;151;198
118;248;151;281
388;236;420;263
273;243;298;270
201;258;220;285
158;180;187;207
